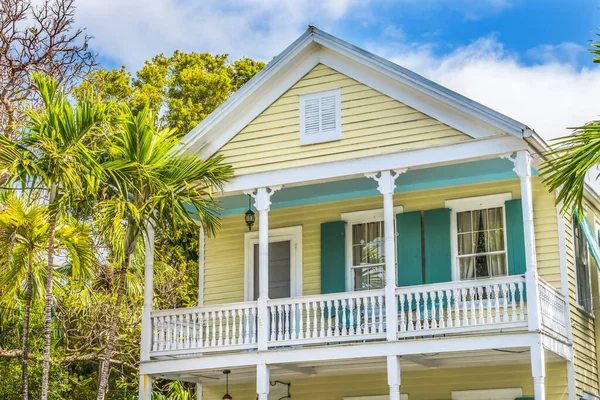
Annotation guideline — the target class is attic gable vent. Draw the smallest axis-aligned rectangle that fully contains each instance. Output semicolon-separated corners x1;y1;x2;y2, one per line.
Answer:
299;89;341;145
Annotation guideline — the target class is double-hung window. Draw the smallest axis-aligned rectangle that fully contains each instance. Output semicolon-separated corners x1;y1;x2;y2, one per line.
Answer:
447;193;511;281
350;220;385;290
342;207;402;291
574;217;592;313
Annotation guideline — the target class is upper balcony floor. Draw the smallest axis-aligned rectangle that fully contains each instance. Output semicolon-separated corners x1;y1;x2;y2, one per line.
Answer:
140;153;573;373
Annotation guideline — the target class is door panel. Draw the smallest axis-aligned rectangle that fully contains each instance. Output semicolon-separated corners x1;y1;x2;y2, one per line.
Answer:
253;240;291;300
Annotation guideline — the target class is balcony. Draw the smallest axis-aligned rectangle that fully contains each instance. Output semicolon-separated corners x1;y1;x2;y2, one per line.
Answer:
146;274;568;359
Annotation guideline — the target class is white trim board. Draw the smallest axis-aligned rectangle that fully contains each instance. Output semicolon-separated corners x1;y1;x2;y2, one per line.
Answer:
243;226;303;301
451;388;523;400
221;135;528;195
140;332;541;375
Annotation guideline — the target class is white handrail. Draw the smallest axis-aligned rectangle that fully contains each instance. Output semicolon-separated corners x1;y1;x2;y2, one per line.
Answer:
151;300;258;317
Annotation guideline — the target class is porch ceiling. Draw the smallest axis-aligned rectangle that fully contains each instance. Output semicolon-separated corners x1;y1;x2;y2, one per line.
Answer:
216;158;538;216
157;347;562;385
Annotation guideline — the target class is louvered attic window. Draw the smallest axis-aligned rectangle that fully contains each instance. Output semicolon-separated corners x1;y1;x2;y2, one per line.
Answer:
299;89;341;145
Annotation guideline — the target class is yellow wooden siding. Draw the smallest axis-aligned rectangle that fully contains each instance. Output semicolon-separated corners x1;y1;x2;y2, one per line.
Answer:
202;362;567;400
204;177;561;304
215;64;473;176
563;199;600;396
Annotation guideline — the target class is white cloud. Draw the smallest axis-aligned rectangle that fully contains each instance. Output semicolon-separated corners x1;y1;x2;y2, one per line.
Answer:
72;0;599;141
369;35;600;140
75;0;362;69
527;42;586;66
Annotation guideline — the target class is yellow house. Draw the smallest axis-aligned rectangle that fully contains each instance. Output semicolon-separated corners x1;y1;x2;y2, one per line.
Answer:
138;27;600;400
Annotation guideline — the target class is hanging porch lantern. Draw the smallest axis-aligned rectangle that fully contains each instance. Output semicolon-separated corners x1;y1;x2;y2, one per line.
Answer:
245;195;255;231
222;369;232;400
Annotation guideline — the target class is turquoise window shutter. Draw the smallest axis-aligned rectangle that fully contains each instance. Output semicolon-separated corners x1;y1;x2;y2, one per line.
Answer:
321;221;346;294
396;211;423;287
505;199;526;276
423;208;452;284
515;397;534;400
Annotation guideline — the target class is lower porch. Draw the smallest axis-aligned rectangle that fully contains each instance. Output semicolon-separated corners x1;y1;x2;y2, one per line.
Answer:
144;340;569;400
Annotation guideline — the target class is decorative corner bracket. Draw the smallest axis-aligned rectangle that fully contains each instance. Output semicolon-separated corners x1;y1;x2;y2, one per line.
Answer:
501;151;530;177
244;186;282;212
365;169;408;195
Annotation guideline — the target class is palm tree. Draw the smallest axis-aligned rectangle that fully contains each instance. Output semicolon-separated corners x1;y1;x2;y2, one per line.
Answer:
0;72;112;400
540;122;600;215
94;104;232;400
0;195;96;400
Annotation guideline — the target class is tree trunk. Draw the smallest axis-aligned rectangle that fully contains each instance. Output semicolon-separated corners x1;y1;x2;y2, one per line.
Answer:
96;228;137;400
21;251;34;400
40;182;58;400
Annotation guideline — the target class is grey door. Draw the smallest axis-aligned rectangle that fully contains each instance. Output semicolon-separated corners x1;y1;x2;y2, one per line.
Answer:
253;240;291;300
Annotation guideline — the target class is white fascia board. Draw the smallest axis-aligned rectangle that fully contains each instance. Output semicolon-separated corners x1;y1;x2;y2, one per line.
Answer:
140;332;539;376
180;31;318;156
181;27;536;162
319;48;506;139
220;135;528;194
311;28;530;138
196;49;321;159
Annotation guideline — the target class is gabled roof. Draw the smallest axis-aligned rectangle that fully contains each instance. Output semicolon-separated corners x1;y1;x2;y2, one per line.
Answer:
181;26;535;159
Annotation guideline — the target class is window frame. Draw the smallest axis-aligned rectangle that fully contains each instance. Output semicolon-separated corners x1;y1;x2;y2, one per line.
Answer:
573;213;593;314
299;89;342;145
243;226;303;301
445;193;512;282
341;207;403;292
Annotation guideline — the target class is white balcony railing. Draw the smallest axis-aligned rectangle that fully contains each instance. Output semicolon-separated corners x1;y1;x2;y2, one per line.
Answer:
396;275;527;338
150;301;258;356
147;275;568;359
538;277;569;341
267;289;386;346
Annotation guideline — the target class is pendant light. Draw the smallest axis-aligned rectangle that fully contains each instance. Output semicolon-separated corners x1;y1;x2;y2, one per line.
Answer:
222;369;232;400
245;195;255;231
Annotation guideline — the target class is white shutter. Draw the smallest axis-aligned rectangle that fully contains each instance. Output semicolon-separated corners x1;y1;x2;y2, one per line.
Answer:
320;94;337;133
299;89;341;144
303;98;320;136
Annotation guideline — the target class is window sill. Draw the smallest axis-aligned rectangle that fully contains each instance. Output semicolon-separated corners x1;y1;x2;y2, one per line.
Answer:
574;303;594;319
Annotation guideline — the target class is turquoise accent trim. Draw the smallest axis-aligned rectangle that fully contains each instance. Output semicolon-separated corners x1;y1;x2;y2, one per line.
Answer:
218;158;538;217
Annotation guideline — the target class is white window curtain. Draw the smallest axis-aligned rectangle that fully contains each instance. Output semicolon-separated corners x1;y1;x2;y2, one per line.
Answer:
457;207;506;280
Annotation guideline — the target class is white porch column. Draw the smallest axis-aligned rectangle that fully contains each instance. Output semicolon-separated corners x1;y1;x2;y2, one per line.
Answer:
138;374;152;400
257;363;271;400
366;170;405;341
531;342;546;400
514;151;542;332
196;383;203;400
246;187;281;350
140;223;155;362
198;225;205;306
387;355;401;400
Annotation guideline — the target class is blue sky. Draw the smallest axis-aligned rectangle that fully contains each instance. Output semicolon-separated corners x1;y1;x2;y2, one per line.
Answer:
75;0;600;139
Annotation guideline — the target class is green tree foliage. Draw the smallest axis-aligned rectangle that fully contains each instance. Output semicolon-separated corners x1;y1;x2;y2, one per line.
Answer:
93;104;232;399
78;51;265;135
0;45;261;398
0;73;113;400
